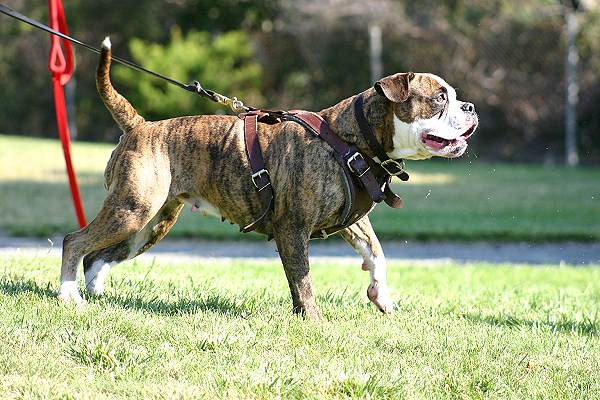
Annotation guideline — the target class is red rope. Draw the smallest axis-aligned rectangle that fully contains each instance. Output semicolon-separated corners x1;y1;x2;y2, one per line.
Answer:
48;0;87;228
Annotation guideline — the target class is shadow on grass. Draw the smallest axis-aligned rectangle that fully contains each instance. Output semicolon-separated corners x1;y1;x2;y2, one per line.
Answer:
0;277;56;298
98;292;250;317
459;312;599;337
0;277;250;316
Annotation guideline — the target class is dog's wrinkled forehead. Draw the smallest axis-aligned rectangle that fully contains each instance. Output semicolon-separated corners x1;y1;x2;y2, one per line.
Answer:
375;72;457;123
414;73;456;101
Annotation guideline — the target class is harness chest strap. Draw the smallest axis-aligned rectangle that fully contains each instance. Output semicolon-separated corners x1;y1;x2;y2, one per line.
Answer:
240;106;406;236
239;110;371;237
286;112;376;238
288;111;386;204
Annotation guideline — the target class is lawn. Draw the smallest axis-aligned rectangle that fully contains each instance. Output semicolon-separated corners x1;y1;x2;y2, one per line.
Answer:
1;134;599;241
0;254;599;398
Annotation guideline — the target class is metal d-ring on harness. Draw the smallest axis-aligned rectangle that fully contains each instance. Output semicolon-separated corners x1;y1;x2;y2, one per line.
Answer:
0;3;409;238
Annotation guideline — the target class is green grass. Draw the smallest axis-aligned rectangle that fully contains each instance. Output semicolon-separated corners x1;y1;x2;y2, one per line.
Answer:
1;134;599;241
1;254;599;398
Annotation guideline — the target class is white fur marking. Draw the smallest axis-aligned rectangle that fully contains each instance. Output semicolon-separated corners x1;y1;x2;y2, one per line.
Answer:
58;280;84;303
85;260;115;295
102;36;111;50
390;115;432;160
351;238;393;312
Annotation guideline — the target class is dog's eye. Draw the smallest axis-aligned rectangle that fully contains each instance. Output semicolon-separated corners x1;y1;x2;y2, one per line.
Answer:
435;93;447;104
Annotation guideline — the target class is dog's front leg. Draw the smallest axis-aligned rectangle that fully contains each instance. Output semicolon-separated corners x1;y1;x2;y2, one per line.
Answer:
273;226;322;320
340;215;393;314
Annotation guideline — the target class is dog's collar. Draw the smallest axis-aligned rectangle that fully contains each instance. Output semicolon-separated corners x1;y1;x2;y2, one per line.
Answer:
353;93;409;182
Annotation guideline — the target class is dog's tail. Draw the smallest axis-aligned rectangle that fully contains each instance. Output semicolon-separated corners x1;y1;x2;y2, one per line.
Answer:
96;37;145;132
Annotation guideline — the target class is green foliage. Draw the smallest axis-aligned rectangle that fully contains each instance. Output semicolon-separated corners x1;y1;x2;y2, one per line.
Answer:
113;29;263;120
173;0;280;32
2;0;600;161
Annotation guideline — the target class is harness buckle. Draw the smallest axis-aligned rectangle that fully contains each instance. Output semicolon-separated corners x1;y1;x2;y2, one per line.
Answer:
380;158;405;176
346;152;370;177
251;169;270;191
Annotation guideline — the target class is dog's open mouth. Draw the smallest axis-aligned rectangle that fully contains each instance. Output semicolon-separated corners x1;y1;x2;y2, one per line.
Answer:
422;133;457;150
421;124;476;153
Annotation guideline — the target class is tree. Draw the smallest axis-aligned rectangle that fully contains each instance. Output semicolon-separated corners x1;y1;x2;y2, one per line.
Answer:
113;29;263;123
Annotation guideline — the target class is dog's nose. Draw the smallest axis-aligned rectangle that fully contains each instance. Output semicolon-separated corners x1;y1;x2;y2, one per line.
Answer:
461;102;475;113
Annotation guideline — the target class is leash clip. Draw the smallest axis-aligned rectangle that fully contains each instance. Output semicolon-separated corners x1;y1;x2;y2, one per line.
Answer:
214;93;246;112
230;97;245;112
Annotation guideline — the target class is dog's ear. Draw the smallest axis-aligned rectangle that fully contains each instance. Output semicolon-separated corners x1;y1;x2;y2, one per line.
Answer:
374;72;415;103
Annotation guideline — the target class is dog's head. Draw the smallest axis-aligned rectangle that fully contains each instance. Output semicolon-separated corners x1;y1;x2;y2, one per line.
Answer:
374;72;478;160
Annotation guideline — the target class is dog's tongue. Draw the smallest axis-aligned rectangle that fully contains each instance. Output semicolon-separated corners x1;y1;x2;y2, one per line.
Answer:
423;136;447;150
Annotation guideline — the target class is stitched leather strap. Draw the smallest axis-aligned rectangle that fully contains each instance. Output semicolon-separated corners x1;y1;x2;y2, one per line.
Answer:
239;105;404;237
353;94;406;209
288;111;386;204
241;114;274;233
353;94;409;181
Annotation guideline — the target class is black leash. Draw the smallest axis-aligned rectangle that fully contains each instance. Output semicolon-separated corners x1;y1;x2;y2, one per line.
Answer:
0;3;251;112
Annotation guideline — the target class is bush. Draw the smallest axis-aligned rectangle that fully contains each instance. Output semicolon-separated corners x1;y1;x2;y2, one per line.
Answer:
113;29;263;121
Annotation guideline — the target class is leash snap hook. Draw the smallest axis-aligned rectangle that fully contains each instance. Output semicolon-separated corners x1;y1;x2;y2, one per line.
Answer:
230;97;245;112
191;80;202;93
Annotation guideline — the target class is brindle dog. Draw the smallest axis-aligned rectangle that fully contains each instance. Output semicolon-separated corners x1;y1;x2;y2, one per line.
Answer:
58;38;478;319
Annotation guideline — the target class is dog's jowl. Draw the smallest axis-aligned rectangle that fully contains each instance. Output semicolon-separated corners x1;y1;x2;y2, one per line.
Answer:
58;37;478;319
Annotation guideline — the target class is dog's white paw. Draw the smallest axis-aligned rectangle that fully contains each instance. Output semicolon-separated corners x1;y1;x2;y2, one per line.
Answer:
367;283;394;314
57;281;86;305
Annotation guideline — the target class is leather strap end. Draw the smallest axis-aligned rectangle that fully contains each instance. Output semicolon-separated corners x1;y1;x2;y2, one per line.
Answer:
384;193;404;208
240;195;273;233
384;186;404;208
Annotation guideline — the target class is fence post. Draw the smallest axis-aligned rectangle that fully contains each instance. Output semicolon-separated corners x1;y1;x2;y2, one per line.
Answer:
369;23;382;84
564;7;579;166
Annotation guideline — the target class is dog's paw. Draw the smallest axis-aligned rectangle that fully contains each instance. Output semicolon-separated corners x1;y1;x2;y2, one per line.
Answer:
367;283;393;314
57;281;86;305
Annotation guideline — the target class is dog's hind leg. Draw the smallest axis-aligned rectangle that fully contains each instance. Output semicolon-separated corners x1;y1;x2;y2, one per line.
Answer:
83;199;184;296
340;215;393;314
59;170;171;304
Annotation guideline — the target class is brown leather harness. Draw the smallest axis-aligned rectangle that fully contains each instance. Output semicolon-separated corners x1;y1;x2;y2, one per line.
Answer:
240;93;408;239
